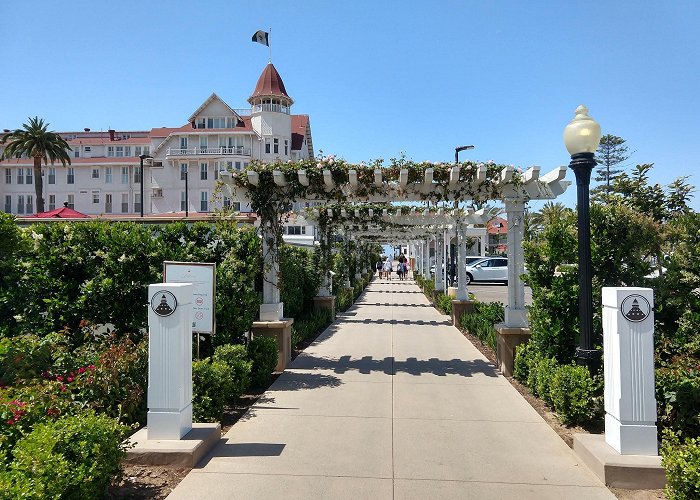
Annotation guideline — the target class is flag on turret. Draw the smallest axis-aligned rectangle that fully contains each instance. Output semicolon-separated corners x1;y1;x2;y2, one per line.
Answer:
252;30;269;47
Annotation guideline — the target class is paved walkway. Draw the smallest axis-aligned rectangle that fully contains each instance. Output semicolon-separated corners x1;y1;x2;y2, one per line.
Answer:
168;278;614;499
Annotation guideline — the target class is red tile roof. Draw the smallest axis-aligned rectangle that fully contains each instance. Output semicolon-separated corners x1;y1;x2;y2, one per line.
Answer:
248;63;293;103
291;115;308;151
65;137;150;145
1;157;142;165
31;206;90;218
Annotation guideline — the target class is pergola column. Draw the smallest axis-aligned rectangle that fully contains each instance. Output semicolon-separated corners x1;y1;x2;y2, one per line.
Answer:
318;226;332;297
354;238;362;280
260;223;283;320
344;230;352;288
504;199;527;327
435;232;444;292
456;222;469;301
422;239;430;278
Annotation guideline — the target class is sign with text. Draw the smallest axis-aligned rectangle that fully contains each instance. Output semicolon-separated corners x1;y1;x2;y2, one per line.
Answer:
163;261;216;334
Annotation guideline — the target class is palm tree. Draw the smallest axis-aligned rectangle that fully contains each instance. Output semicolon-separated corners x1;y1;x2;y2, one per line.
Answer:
1;117;72;213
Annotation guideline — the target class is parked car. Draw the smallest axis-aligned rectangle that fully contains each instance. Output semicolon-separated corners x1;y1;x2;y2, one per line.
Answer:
430;257;484;276
464;257;509;285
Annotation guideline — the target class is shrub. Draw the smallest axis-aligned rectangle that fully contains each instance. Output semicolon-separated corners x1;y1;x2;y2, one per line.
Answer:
423;279;435;297
656;356;700;437
435;293;453;315
661;429;700;500
213;344;252;400
73;336;148;425
248;336;278;387
550;364;597;425
533;356;558;405
335;287;353;312
0;412;128;500
0;335;53;386
513;342;533;383
280;245;321;320
291;309;333;347
192;358;232;422
459;302;504;353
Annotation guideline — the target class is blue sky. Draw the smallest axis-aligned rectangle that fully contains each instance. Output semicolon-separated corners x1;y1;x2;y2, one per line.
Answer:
1;0;698;211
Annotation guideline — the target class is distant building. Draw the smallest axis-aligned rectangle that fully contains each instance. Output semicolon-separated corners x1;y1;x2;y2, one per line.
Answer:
487;217;508;254
1;63;314;225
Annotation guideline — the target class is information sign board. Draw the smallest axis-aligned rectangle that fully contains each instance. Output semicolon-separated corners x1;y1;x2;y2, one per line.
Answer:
163;261;216;334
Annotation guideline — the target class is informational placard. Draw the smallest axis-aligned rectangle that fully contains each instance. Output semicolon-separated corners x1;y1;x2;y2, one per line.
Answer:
163;261;216;334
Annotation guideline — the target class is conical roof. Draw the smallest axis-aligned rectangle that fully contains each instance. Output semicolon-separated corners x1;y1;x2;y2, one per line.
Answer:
248;63;293;104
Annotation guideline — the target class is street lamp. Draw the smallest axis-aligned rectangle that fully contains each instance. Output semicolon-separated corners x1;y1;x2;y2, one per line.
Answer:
138;154;153;218
563;105;602;372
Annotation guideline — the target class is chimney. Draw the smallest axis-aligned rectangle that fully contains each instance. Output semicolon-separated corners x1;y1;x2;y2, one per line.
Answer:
84;127;90;132
108;129;115;141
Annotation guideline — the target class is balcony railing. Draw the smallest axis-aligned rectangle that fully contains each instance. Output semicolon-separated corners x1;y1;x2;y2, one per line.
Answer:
252;103;290;114
166;147;251;157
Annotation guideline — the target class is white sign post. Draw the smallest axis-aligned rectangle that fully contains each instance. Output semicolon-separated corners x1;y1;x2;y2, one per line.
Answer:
603;287;658;455
164;262;216;335
147;283;193;440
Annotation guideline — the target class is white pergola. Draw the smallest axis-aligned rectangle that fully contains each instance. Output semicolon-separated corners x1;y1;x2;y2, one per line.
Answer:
221;163;571;328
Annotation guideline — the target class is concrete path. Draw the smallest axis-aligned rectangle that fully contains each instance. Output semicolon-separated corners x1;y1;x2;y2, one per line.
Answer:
168;278;614;500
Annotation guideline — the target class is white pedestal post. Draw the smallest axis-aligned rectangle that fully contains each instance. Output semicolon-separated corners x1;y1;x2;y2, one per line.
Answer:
603;287;657;455
456;222;469;301
504;199;527;327
147;283;193;440
435;232;444;292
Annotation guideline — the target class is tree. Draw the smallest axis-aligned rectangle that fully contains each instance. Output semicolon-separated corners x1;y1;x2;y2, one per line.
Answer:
0;117;72;213
594;134;631;194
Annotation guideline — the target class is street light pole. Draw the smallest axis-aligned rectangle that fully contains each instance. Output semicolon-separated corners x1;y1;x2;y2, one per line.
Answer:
138;154;152;218
563;105;602;373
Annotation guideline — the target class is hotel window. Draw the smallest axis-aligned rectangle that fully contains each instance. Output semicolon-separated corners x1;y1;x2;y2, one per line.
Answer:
48;167;56;184
5;168;11;184
25;169;32;185
284;139;289;155
105;167;112;184
121;193;129;213
48;195;56;211
17;168;24;184
235;161;242;170
67;168;75;184
121;167;129;184
180;192;187;211
231;201;241;212
134;166;141;184
197;118;206;129
135;146;142;156
92;191;100;204
199;136;208;149
26;195;33;214
214;168;219;180
180;163;188;181
74;150;80;158
273;138;279;154
17;195;24;214
84;147;91;152
223;197;231;208
265;139;271;154
92;167;100;179
143;146;149;155
200;163;208;180
4;195;11;213
134;193;142;214
180;137;188;149
105;194;112;214
107;146;114;157
200;191;208;212
67;194;75;209
286;226;306;235
125;146;131;156
116;146;124;157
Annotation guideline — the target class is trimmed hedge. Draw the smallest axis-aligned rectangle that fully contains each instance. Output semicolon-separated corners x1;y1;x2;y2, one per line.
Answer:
458;302;504;353
248;336;278;387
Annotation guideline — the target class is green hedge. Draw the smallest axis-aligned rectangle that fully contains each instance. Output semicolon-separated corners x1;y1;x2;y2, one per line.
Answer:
280;245;321;320
435;293;453;315
248;336;278;387
458;302;504;353
335;287;353;312
662;429;700;500
291;309;333;347
0;412;128;500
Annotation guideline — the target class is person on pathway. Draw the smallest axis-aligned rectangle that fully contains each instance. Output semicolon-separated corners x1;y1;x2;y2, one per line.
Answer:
448;260;456;286
383;257;393;280
376;260;382;277
397;254;406;280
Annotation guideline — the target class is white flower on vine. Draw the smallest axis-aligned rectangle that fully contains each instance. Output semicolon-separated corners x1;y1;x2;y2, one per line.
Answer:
118;254;127;262
31;231;43;241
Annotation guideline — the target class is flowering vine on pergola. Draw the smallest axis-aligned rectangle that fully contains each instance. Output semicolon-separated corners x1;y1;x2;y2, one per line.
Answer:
220;157;572;327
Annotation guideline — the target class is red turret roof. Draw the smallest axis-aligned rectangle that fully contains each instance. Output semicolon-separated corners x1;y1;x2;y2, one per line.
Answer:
248;63;293;104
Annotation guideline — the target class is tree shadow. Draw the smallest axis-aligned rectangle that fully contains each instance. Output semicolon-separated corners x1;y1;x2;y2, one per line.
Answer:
195;441;286;468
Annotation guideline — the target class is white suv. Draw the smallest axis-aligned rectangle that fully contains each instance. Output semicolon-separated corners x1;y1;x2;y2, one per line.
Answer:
465;257;509;285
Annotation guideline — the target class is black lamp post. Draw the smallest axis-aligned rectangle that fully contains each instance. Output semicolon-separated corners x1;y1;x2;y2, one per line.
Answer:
563;105;602;373
138;154;152;218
